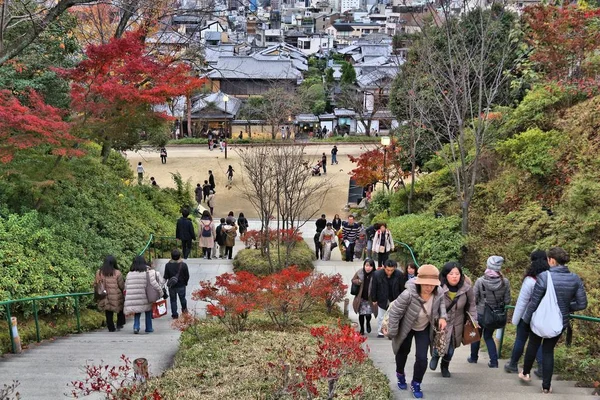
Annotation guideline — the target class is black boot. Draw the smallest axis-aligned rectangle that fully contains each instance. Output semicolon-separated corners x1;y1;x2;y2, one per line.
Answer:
429;354;440;371
359;315;365;335
441;359;451;378
366;316;372;333
504;361;518;373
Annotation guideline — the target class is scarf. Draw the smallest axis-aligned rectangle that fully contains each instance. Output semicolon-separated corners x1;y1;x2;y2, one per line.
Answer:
484;269;501;278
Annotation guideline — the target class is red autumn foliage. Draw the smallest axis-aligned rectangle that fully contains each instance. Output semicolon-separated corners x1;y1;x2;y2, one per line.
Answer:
307;273;348;313
524;5;600;95
348;141;405;189
0;89;83;163
241;229;303;249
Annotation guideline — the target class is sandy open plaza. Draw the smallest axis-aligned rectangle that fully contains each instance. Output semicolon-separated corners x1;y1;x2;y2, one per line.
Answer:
126;143;375;219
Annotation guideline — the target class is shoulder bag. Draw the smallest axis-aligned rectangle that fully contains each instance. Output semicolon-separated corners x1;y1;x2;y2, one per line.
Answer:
94;272;107;301
530;272;563;338
167;262;182;288
145;270;162;303
481;283;507;330
463;311;481;344
420;299;448;356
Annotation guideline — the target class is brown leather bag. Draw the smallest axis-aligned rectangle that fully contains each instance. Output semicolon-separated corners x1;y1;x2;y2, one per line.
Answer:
462;311;481;345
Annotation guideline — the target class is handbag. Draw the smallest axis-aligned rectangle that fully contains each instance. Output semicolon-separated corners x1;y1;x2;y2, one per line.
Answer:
152;299;167;319
531;272;563;338
481;284;507;330
331;241;338;250
94;273;107;301
145;270;161;303
350;282;360;296
420;302;447;356
462;311;481;345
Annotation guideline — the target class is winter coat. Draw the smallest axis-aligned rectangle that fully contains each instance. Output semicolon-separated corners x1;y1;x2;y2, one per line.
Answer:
223;224;237;247
387;281;447;355
124;268;163;314
198;219;215;248
522;266;587;328
163;260;190;288
237;217;249;235
215;223;226;246
332;217;342;231
209;174;215;189
512;276;536;325
372;230;394;253
351;269;378;317
207;194;215;209
315;218;327;233
439;282;477;353
195;187;203;203
370;268;406;310
176;217;195;241
96;269;124;313
473;275;511;317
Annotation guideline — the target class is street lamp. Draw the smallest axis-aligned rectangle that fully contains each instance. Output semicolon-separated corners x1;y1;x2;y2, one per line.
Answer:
381;136;391;190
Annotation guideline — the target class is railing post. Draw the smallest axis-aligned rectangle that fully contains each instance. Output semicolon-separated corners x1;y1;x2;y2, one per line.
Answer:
5;304;16;354
32;300;41;342
74;296;82;333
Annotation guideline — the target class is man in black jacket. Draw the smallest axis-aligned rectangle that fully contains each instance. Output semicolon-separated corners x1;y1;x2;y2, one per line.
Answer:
208;170;216;190
314;214;327;259
163;249;190;319
371;259;406;337
175;208;196;259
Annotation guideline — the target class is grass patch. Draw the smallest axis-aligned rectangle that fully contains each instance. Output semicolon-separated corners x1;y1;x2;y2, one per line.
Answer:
0;308;105;354
233;241;315;276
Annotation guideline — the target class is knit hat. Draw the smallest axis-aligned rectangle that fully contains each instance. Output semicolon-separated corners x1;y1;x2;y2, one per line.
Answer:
414;264;440;286
486;256;504;272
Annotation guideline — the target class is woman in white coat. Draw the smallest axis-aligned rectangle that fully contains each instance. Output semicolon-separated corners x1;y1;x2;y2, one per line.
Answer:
124;256;163;334
372;223;395;268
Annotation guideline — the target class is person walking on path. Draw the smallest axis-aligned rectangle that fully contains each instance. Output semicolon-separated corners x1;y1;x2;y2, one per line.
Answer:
215;217;227;257
195;184;203;208
319;222;337;261
468;256;511;368
226;165;235;187
315;214;327;260
371;223;394;268
160;147;167;164
208;170;216;190
332;214;342;232
163;249;190;320
354;226;367;260
225;211;236;225
198;210;216;259
331;145;338;165
386;264;447;399
429;262;477;378
176;208;196;259
95;255;125;332
237;212;248;236
504;250;549;375
352;258;377;335
202;180;211;203
406;262;418;280
222;221;237;259
315;214;327;234
321;153;327;174
341;215;360;262
136;162;145;184
124;256;163;334
371;259;406;338
519;247;588;394
207;190;215;216
365;223;381;260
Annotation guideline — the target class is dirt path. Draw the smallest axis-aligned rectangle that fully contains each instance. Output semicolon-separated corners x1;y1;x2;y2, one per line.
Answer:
126;144;374;219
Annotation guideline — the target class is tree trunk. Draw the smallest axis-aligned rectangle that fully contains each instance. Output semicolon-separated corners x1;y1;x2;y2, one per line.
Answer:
101;139;112;164
186;95;193;137
408;126;416;214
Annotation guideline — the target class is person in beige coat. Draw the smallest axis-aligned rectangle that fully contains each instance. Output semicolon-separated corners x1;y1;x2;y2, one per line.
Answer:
351;258;378;335
371;224;395;268
429;262;477;378
124;256;163;334
96;255;125;332
385;264;447;399
198;210;216;259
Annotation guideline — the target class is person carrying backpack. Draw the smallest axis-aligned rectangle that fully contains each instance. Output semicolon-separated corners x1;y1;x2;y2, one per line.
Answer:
198;210;215;259
222;221;238;259
215;218;227;258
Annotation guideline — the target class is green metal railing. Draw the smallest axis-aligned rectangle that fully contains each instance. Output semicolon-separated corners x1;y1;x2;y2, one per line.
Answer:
394;240;420;267
150;236;203;259
498;305;600;358
0;234;155;354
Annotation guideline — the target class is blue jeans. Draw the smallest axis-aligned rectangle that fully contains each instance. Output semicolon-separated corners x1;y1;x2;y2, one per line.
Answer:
510;319;542;367
332;154;337;164
443;341;456;362
470;314;498;365
169;285;187;318
133;311;153;332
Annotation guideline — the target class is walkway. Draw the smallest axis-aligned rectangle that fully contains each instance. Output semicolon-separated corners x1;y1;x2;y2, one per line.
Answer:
0;221;593;399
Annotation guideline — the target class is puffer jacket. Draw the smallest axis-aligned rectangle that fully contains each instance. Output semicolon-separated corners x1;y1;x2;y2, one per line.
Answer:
372;230;395;253
198;219;215;248
523;266;587;328
223;224;237;247
351;269;378;317
96;270;124;313
439;282;477;353
512;276;536;325
387;281;447;355
473;275;511;316
124;269;163;314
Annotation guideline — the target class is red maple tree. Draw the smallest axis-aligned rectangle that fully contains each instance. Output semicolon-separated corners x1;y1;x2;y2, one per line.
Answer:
0;89;83;163
60;29;205;161
524;5;600;94
348;141;404;190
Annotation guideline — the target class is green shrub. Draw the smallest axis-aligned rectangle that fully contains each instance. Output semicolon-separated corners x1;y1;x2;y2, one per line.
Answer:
562;175;600;214
387;214;464;267
233;241;315;276
496;128;562;176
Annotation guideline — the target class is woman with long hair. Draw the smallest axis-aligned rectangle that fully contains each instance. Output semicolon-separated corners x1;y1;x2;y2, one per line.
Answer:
371;223;395;268
504;250;549;374
124;256;163;334
237;212;249;235
96;255;125;332
332;214;342;232
429;262;476;378
351;258;377;335
198;210;215;259
386;264;447;398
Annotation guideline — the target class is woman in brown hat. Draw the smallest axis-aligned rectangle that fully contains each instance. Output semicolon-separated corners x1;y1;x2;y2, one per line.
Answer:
385;264;447;399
